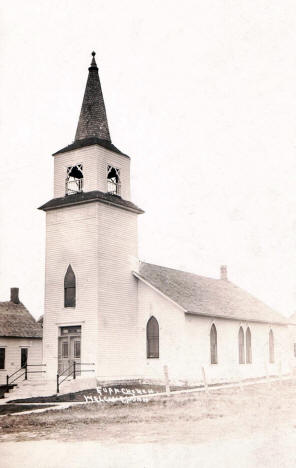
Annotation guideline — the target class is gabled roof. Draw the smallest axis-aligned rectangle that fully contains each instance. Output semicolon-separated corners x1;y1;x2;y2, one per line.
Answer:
0;301;43;338
135;262;287;325
38;190;144;214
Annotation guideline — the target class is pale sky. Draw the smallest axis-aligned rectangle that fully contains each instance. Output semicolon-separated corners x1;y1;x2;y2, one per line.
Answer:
0;0;296;319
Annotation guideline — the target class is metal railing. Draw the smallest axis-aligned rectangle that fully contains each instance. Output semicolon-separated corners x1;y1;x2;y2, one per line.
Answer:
57;362;95;393
6;364;46;386
107;179;121;196
66;177;83;195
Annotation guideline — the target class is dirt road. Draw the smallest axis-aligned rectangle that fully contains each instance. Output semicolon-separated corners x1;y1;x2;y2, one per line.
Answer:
1;428;296;468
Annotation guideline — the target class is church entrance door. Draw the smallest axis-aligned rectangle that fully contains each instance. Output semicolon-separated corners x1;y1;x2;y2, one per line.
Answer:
58;326;81;376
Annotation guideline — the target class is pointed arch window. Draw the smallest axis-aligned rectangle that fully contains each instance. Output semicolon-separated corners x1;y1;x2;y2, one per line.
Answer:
246;327;252;364
238;327;245;364
64;265;76;308
210;324;218;364
269;329;275;364
146;316;159;358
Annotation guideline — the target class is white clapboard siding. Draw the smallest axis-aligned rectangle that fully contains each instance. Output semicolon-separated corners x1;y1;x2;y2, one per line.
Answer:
44;144;138;380
0;338;43;385
136;278;291;384
54;145;131;200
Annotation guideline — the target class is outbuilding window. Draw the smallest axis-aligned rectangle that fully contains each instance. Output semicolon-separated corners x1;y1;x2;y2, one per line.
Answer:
0;348;5;369
146;316;159;358
238;327;245;364
246;327;252;364
21;348;28;368
210;324;218;364
269;330;275;364
64;265;76;308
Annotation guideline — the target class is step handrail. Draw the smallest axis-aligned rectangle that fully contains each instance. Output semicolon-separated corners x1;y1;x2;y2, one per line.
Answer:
57;362;95;393
7;363;47;386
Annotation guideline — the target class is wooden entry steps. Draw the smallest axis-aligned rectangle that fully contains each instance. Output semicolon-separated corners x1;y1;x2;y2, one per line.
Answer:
0;384;17;399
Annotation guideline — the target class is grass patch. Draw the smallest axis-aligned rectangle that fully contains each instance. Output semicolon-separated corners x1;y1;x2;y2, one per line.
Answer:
0;404;54;416
8;383;194;404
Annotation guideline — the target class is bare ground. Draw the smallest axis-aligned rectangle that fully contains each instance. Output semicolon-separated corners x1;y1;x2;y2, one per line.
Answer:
1;380;296;467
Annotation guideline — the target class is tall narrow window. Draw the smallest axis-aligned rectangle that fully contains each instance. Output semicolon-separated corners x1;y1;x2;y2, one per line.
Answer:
238;327;245;364
21;348;28;368
64;265;76;308
269;329;275;364
210;324;218;364
107;165;121;195
246;327;252;364
146;316;159;358
66;164;83;195
0;348;5;369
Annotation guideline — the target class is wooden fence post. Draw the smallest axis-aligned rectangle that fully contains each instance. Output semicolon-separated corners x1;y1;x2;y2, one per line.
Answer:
265;362;271;388
237;369;243;391
279;360;282;385
163;365;170;395
201;366;209;394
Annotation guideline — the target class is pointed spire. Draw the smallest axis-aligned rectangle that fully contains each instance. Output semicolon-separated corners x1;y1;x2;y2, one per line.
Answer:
75;51;111;142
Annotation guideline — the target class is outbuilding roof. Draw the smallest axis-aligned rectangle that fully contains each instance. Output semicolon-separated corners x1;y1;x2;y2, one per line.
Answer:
0;301;43;338
135;262;287;325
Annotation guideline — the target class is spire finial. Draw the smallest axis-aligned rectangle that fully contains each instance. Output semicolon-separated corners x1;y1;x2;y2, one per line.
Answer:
89;51;97;69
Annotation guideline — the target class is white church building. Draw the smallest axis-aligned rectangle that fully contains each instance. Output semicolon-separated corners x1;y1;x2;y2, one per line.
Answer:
39;52;291;386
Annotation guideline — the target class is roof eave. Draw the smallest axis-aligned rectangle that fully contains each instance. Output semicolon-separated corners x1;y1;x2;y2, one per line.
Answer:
0;334;42;339
185;310;288;326
52;138;130;159
38;192;144;215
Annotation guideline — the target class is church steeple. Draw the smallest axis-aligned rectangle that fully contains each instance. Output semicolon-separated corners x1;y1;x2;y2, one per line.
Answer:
75;52;111;142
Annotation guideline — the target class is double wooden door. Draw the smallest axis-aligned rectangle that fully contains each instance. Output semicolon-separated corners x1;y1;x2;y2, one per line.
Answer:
58;327;81;375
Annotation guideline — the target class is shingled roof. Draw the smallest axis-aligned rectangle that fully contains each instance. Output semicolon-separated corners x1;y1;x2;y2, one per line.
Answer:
75;51;111;142
135;262;287;325
52;137;129;158
38;190;144;214
0;301;43;338
53;53;128;158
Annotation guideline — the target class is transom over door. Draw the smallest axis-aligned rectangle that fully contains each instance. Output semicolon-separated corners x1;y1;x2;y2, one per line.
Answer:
58;326;81;375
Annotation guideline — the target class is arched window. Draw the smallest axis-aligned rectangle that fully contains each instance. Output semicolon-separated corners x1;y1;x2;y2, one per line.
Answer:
269;329;275;364
246;327;252;364
210;324;218;364
146;316;159;358
238;327;245;364
64;265;76;307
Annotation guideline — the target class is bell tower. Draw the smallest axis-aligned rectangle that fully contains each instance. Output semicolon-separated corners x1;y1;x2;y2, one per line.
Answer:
40;53;143;382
